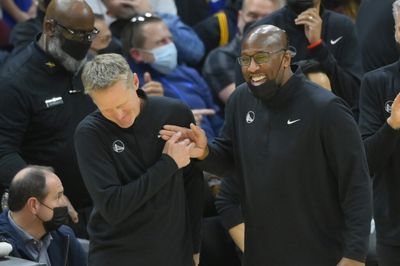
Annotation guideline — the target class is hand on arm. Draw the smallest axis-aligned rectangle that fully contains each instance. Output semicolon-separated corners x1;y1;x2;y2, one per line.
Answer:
387;92;400;130
160;123;209;159
294;8;322;44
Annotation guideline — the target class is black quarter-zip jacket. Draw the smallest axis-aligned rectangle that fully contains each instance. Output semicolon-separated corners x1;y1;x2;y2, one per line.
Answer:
359;60;400;246
75;93;203;266
201;68;371;265
0;42;95;209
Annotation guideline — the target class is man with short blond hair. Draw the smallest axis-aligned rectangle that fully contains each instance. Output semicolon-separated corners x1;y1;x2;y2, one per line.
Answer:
76;53;203;266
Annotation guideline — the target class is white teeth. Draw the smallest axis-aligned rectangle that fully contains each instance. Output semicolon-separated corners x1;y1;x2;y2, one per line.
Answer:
251;75;266;82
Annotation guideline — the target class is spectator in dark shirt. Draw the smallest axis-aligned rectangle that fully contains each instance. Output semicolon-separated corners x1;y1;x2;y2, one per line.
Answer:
0;0;98;238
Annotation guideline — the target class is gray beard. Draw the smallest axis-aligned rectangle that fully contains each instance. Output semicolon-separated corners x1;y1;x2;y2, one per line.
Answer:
47;37;86;73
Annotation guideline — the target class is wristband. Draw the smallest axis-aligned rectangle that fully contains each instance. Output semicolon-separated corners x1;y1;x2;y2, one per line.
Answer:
307;39;322;49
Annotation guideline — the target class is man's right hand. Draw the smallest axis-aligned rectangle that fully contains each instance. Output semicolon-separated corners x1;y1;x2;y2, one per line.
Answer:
387;92;400;130
142;72;164;96
160;123;208;159
162;132;195;168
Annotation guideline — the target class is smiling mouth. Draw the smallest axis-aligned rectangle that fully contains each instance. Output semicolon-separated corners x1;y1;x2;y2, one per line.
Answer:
250;74;267;86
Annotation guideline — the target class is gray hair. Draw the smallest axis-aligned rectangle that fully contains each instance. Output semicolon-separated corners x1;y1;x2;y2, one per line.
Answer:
81;53;133;94
393;0;400;24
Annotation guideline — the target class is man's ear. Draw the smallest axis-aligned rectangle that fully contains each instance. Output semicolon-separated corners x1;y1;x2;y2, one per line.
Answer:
283;51;292;69
132;72;139;88
27;197;40;214
129;48;143;62
43;19;56;37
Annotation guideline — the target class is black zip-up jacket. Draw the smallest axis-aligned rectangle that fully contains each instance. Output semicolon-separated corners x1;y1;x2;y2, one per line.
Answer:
200;68;371;265
243;6;363;118
359;60;400;246
75;94;203;266
0;42;95;209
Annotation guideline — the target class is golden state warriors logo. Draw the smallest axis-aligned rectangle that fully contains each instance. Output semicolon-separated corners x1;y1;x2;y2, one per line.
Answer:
112;140;125;153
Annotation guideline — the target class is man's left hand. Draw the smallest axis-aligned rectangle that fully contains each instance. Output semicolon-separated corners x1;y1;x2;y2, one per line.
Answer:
294;8;322;44
337;257;365;266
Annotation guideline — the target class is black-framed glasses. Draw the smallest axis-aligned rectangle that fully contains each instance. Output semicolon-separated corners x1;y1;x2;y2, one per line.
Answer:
237;49;286;66
53;20;99;42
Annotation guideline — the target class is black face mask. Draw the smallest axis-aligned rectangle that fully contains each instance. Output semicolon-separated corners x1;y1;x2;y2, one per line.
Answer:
60;35;91;60
247;55;285;102
287;0;314;14
39;204;70;232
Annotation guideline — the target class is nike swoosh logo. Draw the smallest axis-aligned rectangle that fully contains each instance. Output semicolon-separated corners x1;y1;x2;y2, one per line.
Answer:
330;36;343;45
287;119;301;125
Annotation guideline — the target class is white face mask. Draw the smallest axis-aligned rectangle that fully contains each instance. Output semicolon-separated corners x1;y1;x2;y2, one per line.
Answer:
150;42;178;74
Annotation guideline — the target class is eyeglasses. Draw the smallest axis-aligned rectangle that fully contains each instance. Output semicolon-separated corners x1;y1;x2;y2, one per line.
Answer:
130;12;155;23
237;49;286;66
53;20;99;42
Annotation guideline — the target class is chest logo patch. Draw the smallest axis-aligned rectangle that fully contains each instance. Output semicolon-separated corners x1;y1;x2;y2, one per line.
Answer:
384;100;393;114
246;111;255;124
330;36;343;45
112;140;125;153
287;118;301;125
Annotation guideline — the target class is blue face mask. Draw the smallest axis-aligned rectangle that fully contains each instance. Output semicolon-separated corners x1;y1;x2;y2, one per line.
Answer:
150;43;178;75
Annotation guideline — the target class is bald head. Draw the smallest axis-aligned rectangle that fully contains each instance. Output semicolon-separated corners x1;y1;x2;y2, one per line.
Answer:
240;24;292;89
242;24;288;51
45;0;94;31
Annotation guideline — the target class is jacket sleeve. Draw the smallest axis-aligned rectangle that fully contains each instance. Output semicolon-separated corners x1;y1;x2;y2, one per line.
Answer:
161;13;205;65
74;125;179;226
0;79;29;187
310;17;362;117
182;163;204;253
358;73;400;175
321;98;372;262
215;174;243;230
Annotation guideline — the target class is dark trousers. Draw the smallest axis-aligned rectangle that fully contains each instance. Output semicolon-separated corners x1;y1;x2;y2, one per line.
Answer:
376;243;400;266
